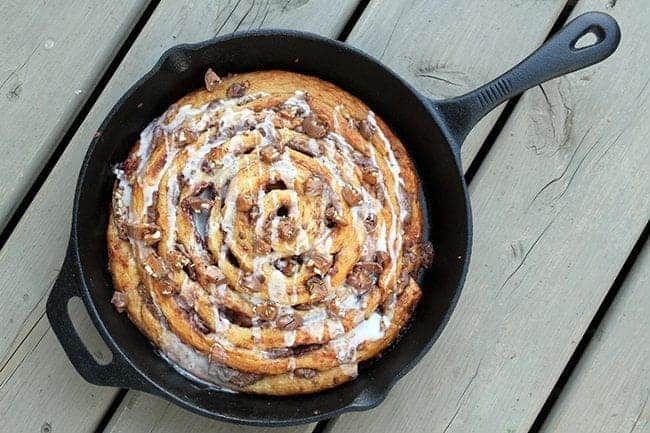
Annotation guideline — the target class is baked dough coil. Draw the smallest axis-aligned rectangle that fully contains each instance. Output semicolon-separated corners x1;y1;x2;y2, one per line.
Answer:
107;70;432;395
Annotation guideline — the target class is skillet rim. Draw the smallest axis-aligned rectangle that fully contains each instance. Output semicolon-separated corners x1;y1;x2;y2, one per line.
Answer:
68;28;472;426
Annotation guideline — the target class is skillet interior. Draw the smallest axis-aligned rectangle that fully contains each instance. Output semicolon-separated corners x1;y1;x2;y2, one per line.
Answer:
73;31;470;425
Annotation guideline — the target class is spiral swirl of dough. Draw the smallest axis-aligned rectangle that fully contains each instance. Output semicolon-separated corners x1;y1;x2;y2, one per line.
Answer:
107;70;432;394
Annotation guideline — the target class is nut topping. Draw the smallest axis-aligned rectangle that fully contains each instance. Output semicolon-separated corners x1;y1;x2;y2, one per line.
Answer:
358;119;376;140
111;291;127;313
302;113;328;138
277;218;297;241
259;144;281;163
183;196;214;213
303;252;331;276
127;222;161;246
306;276;328;301
255;302;278;321
341;185;362;206
303;176;324;196
241;273;264;292
277;314;303;330
204;68;222;92
226;81;250;98
325;205;347;227
274;257;299;276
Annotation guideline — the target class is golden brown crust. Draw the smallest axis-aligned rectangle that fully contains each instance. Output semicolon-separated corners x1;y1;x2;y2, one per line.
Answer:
107;70;432;395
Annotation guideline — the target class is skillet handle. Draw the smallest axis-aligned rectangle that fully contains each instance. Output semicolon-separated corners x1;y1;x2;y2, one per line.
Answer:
432;11;620;146
47;243;157;393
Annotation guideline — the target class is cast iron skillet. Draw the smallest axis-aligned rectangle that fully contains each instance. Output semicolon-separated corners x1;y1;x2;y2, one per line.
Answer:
47;12;620;426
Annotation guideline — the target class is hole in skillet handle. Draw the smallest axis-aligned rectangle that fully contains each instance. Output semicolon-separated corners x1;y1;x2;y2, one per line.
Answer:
46;242;157;393
431;11;621;150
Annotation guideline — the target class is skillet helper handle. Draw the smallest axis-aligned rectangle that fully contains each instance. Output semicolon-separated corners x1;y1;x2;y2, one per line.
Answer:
434;11;621;145
47;243;155;392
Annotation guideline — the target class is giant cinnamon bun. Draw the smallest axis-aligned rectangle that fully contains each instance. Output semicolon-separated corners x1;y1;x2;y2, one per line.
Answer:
107;70;433;395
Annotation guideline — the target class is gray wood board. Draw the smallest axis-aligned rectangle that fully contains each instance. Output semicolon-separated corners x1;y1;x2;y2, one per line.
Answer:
0;0;150;231
346;0;567;168
539;242;649;433
0;0;359;432
329;0;650;432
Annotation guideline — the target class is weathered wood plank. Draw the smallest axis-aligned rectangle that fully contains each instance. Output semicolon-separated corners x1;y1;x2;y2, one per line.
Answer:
0;0;150;231
104;391;314;433
330;0;650;432
0;0;359;431
346;0;567;168
539;241;649;433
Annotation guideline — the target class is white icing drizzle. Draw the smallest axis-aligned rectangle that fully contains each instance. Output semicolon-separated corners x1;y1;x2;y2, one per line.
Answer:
111;86;417;390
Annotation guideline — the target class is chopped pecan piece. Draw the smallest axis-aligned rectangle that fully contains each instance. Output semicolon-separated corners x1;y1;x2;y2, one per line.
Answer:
183;196;214;213
111;291;127;313
374;251;390;270
355;261;383;274
200;158;223;174
168;250;190;270
302;113;328;138
346;264;377;294
204;68;222;92
286;137;321;157
143;253;167;278
277;314;303;330
274;257;299;276
259;144;281;163
303;252;331;276
277;218;296;241
303;176;324;196
294;368;317;379
325;205;347;227
419;241;435;267
241;273;265;292
226;81;249;98
173;127;198;146
198;264;227;286
358;118;376;140
255;302;278;321
341;185;362;206
362;167;380;185
397;269;410;292
364;214;377;232
127;222;161;246
306;276;328;301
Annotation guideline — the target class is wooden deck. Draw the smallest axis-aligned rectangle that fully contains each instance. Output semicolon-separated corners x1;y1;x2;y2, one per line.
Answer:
0;1;647;432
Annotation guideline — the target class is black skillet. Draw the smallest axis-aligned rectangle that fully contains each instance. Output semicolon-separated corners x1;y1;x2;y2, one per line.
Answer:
47;12;620;426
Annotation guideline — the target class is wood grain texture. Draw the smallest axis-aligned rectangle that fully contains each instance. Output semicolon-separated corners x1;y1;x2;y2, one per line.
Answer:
346;0;567;168
0;0;150;231
539;241;649;433
0;0;358;432
104;391;314;433
330;0;650;432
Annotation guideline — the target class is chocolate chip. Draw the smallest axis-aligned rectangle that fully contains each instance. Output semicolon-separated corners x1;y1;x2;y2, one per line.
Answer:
301;113;328;138
226;81;249;98
204;68;222;92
